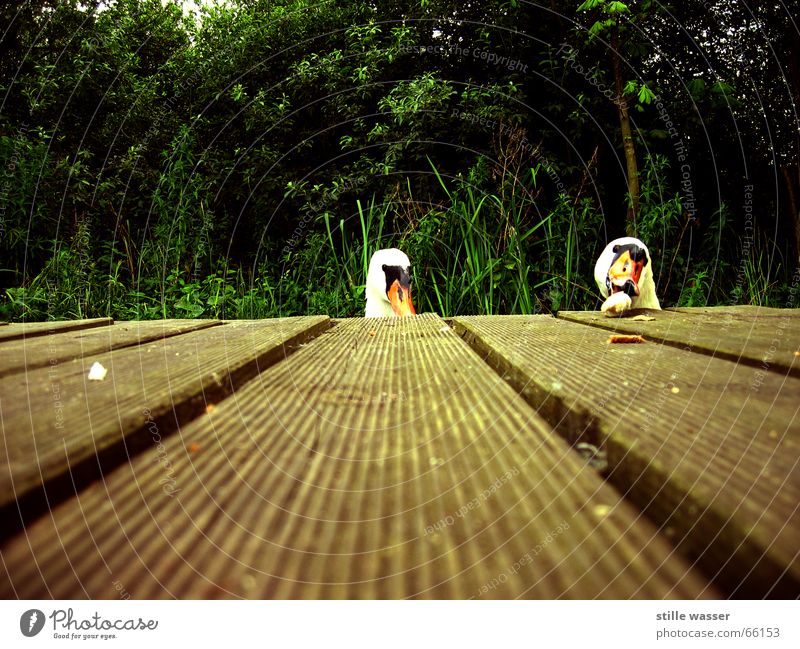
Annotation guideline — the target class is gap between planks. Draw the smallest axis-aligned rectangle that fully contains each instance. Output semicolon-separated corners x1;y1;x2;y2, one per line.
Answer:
0;317;114;342
452;314;800;598
558;307;800;379
0;316;332;538
0;319;224;379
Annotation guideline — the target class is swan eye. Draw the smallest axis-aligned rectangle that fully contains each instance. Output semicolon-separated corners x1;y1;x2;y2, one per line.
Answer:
382;264;388;272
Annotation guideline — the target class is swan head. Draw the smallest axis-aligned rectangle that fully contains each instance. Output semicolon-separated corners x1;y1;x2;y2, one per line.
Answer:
594;237;660;309
365;248;417;317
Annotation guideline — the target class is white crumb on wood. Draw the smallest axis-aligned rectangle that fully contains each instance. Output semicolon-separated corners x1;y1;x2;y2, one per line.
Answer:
87;362;108;381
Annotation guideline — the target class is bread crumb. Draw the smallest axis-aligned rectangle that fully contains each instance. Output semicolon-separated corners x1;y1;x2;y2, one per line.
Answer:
87;362;108;381
607;334;645;344
593;504;611;517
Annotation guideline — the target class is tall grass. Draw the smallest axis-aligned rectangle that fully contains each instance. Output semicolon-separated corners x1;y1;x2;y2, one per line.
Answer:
3;153;793;322
422;160;553;315
322;194;391;312
313;158;603;317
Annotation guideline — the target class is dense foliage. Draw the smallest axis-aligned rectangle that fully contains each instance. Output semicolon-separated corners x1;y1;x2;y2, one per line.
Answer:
1;0;798;320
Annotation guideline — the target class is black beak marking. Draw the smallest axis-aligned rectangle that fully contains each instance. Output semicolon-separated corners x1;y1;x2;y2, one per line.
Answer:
611;243;648;266
382;264;412;295
622;279;638;297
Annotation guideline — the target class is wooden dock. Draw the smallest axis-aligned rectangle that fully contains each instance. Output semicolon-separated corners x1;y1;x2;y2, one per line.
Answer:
0;307;797;598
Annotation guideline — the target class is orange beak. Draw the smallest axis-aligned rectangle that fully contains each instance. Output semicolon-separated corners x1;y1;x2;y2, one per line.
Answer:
387;279;416;316
607;250;644;297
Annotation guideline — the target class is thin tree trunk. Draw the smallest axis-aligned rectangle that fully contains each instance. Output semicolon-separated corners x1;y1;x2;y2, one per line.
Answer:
782;165;800;266
786;27;800;265
611;27;639;235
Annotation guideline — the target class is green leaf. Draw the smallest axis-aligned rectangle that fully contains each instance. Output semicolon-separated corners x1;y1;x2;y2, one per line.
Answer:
607;1;629;13
711;81;733;96
687;78;705;97
637;84;655;104
578;0;604;10
588;20;607;35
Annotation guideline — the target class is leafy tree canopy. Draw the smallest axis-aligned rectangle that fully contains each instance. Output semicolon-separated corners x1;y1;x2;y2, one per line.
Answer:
0;0;797;319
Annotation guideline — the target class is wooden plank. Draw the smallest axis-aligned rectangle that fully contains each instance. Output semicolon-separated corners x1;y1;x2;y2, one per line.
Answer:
667;306;791;317
453;315;800;597
558;306;800;378
0;314;716;599
0;319;222;378
0;317;113;342
0;317;330;510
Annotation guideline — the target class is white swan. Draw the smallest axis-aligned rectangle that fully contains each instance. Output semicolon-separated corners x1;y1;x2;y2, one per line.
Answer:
365;248;417;317
594;237;661;315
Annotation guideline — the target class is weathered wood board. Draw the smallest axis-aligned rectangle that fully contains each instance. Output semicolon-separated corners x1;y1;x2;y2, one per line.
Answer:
0;317;330;510
667;306;791;317
0;319;221;378
0;315;715;599
558;307;800;378
453;315;800;597
0;317;113;342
